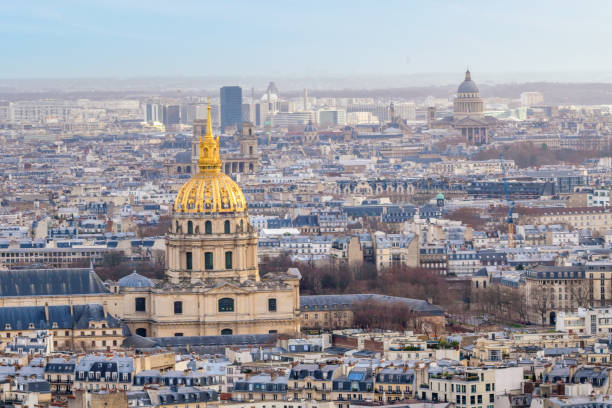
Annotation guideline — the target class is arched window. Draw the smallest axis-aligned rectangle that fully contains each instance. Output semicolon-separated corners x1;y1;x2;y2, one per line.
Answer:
205;252;213;270
135;328;147;337
187;221;193;234
205;221;212;235
177;166;182;174
218;298;234;312
221;328;233;335
224;220;231;234
185;166;191;173
225;251;233;269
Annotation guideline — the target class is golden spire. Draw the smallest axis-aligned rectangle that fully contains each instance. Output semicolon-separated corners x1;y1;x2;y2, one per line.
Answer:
198;101;222;173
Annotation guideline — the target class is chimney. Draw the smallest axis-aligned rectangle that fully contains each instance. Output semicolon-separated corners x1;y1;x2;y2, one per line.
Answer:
44;303;49;322
568;365;577;380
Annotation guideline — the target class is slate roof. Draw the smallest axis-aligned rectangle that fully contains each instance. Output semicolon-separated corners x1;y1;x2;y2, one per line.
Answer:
76;355;133;373
118;271;154;288
15;378;50;393
0;304;122;331
0;268;109;297
122;333;278;350
300;294;444;316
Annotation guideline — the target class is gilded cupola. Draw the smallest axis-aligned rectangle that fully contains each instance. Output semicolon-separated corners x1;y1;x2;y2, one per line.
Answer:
174;103;247;213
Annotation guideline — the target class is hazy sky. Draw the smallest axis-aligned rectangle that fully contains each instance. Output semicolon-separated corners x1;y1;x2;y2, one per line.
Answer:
2;0;612;79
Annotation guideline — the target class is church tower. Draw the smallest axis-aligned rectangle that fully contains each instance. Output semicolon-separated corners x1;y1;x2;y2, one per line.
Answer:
168;104;259;284
239;122;258;159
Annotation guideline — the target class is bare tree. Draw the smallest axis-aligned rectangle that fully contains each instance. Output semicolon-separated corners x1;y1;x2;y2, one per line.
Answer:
534;293;550;325
569;280;591;309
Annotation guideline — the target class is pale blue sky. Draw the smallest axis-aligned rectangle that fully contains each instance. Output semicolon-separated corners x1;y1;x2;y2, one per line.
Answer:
2;0;612;79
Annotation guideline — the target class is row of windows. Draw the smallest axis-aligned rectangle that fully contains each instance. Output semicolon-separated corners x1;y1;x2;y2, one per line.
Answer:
183;220;243;235
135;297;277;314
186;251;232;270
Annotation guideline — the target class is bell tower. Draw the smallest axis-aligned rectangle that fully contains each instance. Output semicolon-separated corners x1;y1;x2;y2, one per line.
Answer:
240;122;257;157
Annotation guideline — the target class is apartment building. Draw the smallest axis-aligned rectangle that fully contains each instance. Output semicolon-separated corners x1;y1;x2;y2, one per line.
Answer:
557;307;612;336
423;367;522;408
519;207;612;234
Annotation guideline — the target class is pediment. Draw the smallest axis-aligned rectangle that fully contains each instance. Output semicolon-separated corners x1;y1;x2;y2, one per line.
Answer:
204;281;251;294
454;117;488;126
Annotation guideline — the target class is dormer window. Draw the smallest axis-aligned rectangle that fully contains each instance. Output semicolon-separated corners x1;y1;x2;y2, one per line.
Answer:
28;323;35;329
52;322;58;329
5;324;10;330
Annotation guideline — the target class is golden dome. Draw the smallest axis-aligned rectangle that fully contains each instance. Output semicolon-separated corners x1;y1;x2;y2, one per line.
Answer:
174;103;247;214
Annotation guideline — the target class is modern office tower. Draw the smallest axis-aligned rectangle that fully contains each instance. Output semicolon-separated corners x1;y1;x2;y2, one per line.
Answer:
271;112;313;128
165;105;181;125
145;102;166;124
220;86;242;133
255;102;270;127
393;102;417;121
319;109;347;127
520;92;544;107
346;102;390;122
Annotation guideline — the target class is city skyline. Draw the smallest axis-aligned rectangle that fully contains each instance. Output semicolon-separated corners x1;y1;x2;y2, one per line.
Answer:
3;0;612;80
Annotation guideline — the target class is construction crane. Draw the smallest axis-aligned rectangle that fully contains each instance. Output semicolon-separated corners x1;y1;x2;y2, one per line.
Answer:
500;153;515;248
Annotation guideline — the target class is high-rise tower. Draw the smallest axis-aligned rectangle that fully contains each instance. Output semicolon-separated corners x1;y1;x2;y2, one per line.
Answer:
220;86;242;133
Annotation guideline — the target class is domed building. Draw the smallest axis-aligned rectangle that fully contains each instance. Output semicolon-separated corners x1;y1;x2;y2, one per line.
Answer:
117;105;301;337
452;70;497;145
453;70;484;120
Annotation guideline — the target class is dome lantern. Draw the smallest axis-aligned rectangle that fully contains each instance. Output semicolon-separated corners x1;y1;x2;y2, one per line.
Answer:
173;101;247;214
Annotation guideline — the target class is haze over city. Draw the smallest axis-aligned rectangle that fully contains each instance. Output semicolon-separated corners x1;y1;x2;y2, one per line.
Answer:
3;2;612;408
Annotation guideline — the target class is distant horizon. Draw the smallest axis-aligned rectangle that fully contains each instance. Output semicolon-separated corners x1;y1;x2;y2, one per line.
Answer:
5;70;612;93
